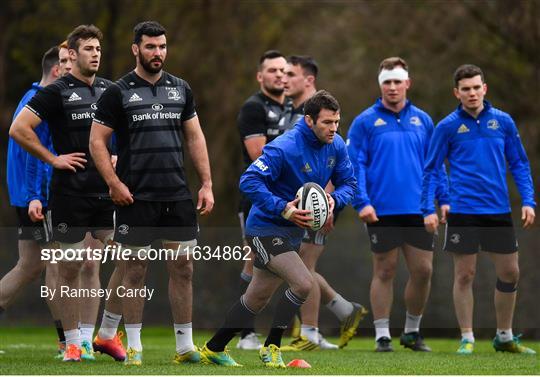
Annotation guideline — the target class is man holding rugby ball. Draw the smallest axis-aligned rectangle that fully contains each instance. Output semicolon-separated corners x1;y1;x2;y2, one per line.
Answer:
200;90;356;368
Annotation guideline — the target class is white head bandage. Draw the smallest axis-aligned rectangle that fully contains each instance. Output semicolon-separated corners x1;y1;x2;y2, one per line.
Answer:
378;67;409;86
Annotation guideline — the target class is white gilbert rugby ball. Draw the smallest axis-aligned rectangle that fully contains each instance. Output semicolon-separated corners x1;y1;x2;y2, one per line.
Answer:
296;182;329;231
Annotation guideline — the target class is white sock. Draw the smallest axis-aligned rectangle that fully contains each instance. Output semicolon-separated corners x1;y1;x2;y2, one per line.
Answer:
300;325;319;344
461;331;475;343
496;328;513;342
79;324;95;344
374;318;391;340
174;323;194;354
404;312;422;334
125;324;143;351
65;329;80;347
326;294;354;321
98;310;122;340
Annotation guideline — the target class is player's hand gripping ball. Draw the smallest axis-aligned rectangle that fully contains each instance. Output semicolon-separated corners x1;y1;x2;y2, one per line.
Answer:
296;182;329;231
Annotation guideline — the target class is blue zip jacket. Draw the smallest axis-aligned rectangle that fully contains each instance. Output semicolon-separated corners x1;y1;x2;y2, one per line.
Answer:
7;83;54;207
422;101;535;216
240;117;357;243
347;99;449;216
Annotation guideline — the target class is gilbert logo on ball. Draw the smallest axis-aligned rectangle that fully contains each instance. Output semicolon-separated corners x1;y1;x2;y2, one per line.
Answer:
296;182;329;231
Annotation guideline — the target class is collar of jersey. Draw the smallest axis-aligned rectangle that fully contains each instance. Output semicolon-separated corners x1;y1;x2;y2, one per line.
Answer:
456;100;492;120
298;117;325;148
31;82;42;91
130;70;167;87
374;98;411;116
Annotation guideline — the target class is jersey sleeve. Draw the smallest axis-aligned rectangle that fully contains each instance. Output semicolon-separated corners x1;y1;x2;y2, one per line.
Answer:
330;137;357;210
25;84;63;122
239;144;288;216
424;116;450;206
94;85;124;129
503;116;536;208
346;115;371;211
237;101;267;140
181;82;197;122
422;122;451;216
25;123;52;203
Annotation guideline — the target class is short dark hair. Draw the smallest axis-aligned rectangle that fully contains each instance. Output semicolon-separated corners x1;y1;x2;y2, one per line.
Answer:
67;24;103;51
304;90;340;122
453;64;484;87
288;55;318;78
378;56;408;73
42;46;59;75
133;21;166;45
258;50;284;71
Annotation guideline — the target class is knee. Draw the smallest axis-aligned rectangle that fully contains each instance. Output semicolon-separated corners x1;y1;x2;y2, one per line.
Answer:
59;262;82;281
244;293;271;313
498;266;519;285
16;260;43;282
455;268;476;287
124;262;147;286
169;260;193;283
80;260;99;278
292;273;314;299
412;263;433;283
375;263;397;282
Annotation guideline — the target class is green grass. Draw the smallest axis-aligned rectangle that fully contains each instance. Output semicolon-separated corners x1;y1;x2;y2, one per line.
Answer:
0;327;538;374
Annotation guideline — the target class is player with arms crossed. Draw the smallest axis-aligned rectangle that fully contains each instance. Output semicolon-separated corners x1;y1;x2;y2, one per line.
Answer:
422;64;536;355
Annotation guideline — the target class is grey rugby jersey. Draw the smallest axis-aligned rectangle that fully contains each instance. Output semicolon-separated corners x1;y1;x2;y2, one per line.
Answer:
26;74;112;197
94;71;196;201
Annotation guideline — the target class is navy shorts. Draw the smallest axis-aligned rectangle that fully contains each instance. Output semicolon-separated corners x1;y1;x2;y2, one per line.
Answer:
444;213;517;254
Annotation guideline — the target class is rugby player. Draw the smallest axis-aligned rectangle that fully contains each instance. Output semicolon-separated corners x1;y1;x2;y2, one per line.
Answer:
200;90;356;367
90;21;214;366
347;57;449;352
422;64;536;355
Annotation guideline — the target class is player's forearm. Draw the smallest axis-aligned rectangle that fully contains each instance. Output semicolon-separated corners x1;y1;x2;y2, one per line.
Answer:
89;138;119;187
186;131;212;187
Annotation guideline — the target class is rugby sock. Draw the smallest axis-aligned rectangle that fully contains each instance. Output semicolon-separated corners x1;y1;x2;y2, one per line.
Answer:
496;328;513;342
0;306;4;316
300;325;319;344
98;310;122;340
238;273;255;339
374;318;391;340
125;323;143;351
79;324;94;345
404;311;422;334
64;329;80;347
264;289;305;347
54;320;66;343
326;294;354;321
461;331;475;343
207;295;256;352
174;323;194;354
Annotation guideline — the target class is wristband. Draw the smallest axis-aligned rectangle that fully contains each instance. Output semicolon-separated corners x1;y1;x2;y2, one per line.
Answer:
281;206;295;220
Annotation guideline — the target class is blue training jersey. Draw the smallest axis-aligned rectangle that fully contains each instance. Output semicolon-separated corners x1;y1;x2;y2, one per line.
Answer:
240;117;357;244
7;83;54;207
346;99;449;216
422;101;535;216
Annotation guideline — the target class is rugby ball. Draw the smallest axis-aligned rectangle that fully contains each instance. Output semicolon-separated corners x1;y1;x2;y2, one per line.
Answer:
296;182;329;231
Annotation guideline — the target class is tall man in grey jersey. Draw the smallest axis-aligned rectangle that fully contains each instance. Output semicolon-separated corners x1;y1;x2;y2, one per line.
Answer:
90;21;214;366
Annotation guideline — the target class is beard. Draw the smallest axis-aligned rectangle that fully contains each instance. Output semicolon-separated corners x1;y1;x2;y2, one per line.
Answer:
139;50;163;74
264;85;284;96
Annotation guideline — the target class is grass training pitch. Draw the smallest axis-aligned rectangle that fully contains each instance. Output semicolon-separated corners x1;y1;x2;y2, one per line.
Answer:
0;327;538;374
